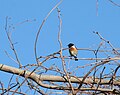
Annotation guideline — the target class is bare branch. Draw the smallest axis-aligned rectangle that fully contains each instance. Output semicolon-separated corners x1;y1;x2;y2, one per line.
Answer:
0;88;26;95
12;1;63;94
109;65;120;86
1;1;120;94
34;0;63;64
93;31;120;55
95;66;106;94
5;16;22;68
0;64;120;90
96;0;99;16
78;58;110;89
57;8;75;94
108;0;120;7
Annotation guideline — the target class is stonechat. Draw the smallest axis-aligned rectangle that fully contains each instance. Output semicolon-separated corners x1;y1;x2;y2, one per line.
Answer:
68;43;78;61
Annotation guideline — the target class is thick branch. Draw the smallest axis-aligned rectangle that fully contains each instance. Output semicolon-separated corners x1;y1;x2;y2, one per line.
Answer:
0;64;120;86
0;63;120;94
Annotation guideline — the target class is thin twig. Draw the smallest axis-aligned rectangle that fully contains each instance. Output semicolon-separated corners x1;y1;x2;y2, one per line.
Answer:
57;8;75;95
78;58;110;89
92;41;103;88
5;17;22;68
109;65;120;86
27;80;47;95
12;1;63;94
1;82;19;95
93;31;120;55
95;66;106;94
5;51;19;64
15;19;36;26
34;0;63;64
108;0;120;7
7;74;14;95
96;0;99;16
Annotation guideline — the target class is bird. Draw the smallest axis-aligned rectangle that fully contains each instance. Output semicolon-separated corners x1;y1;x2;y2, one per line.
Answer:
68;43;78;61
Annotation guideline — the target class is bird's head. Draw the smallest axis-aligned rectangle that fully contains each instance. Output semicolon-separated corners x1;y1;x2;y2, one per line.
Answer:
68;43;74;48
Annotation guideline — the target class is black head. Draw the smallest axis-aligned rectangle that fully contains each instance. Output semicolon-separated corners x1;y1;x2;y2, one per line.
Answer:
68;43;74;48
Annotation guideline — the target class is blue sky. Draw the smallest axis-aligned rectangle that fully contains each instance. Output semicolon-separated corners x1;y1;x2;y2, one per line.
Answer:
0;0;120;94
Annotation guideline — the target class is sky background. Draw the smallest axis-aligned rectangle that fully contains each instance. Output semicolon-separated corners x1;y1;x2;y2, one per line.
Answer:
0;0;120;94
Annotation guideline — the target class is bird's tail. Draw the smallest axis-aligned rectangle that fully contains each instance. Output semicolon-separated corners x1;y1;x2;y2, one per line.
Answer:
74;56;78;61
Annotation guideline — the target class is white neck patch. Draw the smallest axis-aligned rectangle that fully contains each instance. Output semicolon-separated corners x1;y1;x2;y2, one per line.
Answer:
71;46;75;48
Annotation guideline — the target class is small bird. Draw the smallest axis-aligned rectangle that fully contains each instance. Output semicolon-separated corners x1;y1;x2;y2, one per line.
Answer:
68;43;78;61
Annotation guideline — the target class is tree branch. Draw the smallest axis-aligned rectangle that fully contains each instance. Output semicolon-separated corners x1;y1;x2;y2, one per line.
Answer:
0;64;120;87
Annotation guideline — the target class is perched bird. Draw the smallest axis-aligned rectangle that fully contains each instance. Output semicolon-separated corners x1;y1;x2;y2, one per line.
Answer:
68;43;78;61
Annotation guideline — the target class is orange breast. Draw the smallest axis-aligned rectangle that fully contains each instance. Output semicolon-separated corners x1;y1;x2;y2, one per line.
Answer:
70;47;77;51
69;47;78;56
